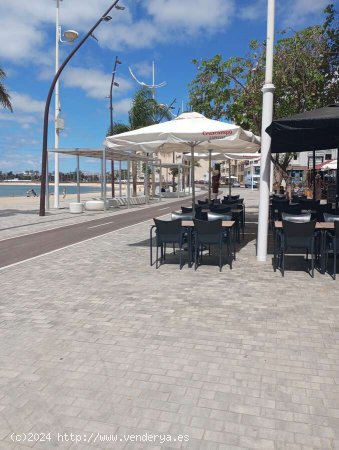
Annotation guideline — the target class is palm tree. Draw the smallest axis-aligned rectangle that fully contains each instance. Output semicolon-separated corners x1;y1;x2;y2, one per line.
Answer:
0;68;13;112
128;87;172;195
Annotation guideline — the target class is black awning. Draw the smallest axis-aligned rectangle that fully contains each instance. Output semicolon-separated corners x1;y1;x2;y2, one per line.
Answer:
266;104;339;154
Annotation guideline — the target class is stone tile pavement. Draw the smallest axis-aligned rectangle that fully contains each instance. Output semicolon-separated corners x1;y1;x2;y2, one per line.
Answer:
0;189;338;449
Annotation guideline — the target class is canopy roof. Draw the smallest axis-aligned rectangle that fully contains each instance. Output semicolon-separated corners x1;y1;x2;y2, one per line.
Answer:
49;147;157;162
266;104;339;153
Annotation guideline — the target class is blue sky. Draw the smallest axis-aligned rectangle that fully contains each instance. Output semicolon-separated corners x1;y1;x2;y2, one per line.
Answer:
0;0;335;173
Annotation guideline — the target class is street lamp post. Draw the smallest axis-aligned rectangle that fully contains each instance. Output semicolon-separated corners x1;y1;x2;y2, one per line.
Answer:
109;55;122;197
54;0;79;209
257;0;275;261
39;0;124;216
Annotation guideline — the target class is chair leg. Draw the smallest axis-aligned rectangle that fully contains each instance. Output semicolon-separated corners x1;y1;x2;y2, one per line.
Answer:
281;249;285;277
334;243;337;280
311;251;314;278
219;242;222;272
173;243;176;255
195;241;198;270
156;245;159;269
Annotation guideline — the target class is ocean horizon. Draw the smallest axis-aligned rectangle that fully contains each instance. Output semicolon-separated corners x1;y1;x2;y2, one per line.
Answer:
0;184;103;198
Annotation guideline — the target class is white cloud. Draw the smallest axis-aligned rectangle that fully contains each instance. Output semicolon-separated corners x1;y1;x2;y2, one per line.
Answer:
238;0;266;21
0;0;237;66
238;0;330;26
146;0;234;33
11;92;45;114
278;0;330;27
62;67;133;100
114;98;132;115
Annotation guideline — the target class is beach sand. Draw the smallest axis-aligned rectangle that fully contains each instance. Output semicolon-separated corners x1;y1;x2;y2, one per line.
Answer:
0;183;148;210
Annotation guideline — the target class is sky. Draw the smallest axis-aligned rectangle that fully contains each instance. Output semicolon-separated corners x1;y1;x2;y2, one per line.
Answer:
0;0;336;173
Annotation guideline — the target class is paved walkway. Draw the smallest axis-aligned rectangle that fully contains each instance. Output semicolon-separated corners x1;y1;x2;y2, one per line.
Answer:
0;189;338;449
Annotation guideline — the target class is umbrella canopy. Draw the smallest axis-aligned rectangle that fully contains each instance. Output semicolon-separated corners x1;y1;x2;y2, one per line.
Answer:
321;159;337;171
104;112;260;206
266;104;339;207
105;112;260;152
266;104;339;153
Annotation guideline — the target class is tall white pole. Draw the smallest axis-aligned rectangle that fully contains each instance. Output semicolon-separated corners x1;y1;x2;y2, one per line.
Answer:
257;0;275;261
119;160;122;197
152;61;155;100
251;161;254;190
103;147;107;211
54;0;60;208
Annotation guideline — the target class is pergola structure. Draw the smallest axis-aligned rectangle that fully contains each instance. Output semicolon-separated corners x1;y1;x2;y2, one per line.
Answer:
49;147;159;210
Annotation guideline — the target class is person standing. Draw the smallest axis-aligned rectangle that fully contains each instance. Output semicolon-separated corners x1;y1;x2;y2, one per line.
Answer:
315;174;322;201
212;169;220;200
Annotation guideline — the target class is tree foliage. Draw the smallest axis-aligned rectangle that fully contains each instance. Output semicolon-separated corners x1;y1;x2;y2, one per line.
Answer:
112;87;173;195
0;68;13;112
188;4;339;185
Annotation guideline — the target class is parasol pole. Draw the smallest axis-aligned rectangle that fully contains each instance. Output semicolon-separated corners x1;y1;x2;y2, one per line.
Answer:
191;144;195;212
312;148;316;201
208;149;212;202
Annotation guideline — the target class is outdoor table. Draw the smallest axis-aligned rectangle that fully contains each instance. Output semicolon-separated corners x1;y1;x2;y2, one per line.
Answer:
273;221;334;274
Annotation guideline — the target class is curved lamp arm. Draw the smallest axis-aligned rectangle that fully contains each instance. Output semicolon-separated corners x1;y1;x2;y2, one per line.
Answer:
39;0;123;216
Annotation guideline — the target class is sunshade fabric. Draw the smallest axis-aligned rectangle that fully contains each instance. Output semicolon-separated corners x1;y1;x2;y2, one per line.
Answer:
104;112;260;153
266;104;339;153
321;159;337;170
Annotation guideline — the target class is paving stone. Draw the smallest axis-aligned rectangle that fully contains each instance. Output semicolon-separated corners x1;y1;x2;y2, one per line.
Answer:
0;189;339;449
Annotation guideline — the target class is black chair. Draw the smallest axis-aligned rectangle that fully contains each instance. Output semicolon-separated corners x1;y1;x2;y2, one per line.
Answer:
193;219;228;271
271;199;289;222
230;195;240;201
315;204;334;222
281;212;311;222
171;212;194;221
152;218;186;269
278;220;317;277
208;212;234;260
325;221;339;279
292;194;307;203
210;205;231;214
323;213;339;223
299;199;320;210
198;200;209;206
280;204;302;216
181;206;193;213
222;199;238;206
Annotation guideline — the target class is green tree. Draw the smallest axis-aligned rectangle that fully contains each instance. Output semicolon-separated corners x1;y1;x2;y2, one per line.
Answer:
129;87;172;195
188;4;339;187
0;68;13;111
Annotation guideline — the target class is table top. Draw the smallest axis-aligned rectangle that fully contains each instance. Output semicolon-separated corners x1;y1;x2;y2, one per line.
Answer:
274;221;334;229
182;220;235;228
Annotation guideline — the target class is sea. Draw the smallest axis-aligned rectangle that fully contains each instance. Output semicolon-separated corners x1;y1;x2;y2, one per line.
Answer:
0;184;102;198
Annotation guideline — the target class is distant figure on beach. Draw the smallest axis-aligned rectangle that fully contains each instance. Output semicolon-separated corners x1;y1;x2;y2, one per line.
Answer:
26;189;38;197
62;188;67;198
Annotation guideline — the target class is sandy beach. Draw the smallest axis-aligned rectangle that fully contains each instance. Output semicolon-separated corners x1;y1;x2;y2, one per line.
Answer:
0;182;148;209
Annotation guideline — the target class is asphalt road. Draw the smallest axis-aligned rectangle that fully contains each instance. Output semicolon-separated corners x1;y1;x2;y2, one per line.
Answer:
0;196;204;269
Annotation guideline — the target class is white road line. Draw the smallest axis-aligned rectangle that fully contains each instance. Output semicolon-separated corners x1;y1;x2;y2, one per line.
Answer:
158;207;170;210
0;214;170;272
88;221;114;229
